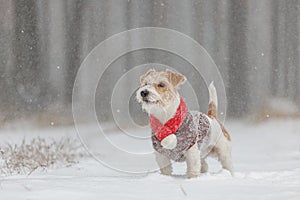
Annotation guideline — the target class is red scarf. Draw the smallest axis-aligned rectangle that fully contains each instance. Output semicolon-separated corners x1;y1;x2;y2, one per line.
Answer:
150;97;188;141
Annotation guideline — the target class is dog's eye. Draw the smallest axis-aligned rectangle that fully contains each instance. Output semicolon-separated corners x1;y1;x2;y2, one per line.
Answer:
158;82;165;88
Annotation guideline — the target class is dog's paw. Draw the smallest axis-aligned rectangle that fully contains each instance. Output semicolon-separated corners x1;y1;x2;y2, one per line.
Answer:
223;169;235;177
160;167;172;176
161;134;177;149
187;171;199;179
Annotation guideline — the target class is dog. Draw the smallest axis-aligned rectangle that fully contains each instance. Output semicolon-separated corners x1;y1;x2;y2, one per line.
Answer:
136;69;233;178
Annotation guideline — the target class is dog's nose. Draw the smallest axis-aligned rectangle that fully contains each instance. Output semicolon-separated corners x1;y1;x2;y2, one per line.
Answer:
140;90;149;97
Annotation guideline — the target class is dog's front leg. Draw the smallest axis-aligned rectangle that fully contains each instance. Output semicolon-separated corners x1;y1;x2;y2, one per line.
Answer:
186;144;200;178
155;151;172;175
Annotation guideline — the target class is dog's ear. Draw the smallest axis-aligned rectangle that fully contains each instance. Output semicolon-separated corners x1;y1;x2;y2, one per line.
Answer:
166;69;186;87
140;69;156;83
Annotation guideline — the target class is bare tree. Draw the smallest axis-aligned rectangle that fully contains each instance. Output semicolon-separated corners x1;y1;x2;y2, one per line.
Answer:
11;0;44;115
271;0;280;97
284;0;299;100
227;0;249;117
0;0;14;121
64;0;86;103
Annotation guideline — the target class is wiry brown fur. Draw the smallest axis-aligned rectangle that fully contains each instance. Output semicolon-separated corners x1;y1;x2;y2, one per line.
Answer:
207;102;217;118
207;101;231;141
219;122;231;141
165;69;186;87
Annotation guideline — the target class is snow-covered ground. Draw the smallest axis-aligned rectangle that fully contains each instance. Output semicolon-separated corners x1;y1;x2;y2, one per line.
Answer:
1;119;300;200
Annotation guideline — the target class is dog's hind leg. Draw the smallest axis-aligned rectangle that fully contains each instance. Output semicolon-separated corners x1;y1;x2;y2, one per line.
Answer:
200;158;208;173
155;152;172;176
209;118;234;175
216;139;234;175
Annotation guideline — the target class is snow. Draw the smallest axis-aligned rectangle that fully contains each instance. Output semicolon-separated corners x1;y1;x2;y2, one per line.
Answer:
1;119;300;200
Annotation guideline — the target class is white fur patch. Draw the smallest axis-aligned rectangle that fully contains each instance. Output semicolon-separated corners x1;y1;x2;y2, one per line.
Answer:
208;82;218;108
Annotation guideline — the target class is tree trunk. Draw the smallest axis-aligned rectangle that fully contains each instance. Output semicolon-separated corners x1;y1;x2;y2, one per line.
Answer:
227;0;249;117
12;0;43;115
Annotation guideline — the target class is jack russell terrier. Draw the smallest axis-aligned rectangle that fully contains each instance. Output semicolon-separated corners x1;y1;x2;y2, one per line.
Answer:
136;69;233;178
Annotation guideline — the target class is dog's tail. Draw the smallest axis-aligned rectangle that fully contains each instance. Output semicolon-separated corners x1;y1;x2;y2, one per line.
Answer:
208;82;231;141
208;82;218;118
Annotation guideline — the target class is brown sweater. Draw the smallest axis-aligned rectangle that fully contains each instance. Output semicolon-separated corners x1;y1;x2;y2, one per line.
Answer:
152;111;210;162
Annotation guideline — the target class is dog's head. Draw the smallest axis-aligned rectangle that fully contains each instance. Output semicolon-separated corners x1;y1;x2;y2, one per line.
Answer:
136;69;186;115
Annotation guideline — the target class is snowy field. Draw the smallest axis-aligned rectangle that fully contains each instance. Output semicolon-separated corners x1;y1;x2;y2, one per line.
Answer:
1;119;300;200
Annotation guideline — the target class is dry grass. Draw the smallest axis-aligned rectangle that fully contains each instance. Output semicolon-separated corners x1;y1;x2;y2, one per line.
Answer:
0;137;87;175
